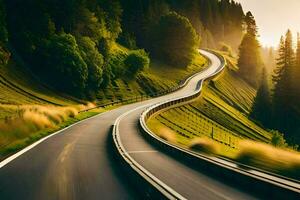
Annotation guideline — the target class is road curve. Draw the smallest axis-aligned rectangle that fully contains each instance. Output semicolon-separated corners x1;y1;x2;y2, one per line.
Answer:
0;50;250;200
116;50;259;199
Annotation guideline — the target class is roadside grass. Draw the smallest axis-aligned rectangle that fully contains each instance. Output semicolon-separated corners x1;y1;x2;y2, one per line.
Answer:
0;60;81;106
235;140;300;179
189;137;220;155
0;104;113;159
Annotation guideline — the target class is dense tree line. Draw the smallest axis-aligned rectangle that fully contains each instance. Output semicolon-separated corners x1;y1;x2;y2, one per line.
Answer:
120;0;245;51
0;0;245;97
272;30;300;144
250;30;300;145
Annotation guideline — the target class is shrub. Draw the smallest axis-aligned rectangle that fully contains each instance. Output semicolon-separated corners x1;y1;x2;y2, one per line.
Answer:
124;50;150;75
271;130;287;147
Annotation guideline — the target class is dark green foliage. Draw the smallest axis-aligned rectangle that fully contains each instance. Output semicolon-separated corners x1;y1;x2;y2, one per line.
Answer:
1;0;245;97
109;52;127;78
151;12;199;67
41;33;88;95
271;130;287;148
98;37;111;60
121;0;244;50
238;12;263;87
78;37;104;91
117;32;137;50
125;50;150;75
250;68;272;127
0;0;7;44
100;66;113;88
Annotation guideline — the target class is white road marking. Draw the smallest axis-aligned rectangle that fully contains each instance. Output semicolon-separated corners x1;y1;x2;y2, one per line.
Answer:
127;150;158;154
0;112;106;169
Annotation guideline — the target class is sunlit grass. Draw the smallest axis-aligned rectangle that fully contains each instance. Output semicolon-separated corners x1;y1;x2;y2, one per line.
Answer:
188;137;220;155
0;103;101;158
156;126;177;143
146;52;300;179
235;140;300;178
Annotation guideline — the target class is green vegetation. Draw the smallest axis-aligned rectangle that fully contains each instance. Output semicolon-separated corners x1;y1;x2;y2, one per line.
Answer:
271;30;300;144
147;51;300;178
0;0;246;98
0;0;248;159
0;43;207;159
124;50;150;75
150;12;200;67
250;68;272;128
0;106;105;160
121;0;245;51
250;30;300;145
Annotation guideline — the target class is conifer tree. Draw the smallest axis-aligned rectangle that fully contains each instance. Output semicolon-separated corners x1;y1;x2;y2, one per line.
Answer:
237;12;263;87
250;67;272;127
272;30;295;137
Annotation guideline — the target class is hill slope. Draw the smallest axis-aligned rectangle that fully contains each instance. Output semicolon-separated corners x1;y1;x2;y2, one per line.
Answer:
147;52;273;157
0;44;207;158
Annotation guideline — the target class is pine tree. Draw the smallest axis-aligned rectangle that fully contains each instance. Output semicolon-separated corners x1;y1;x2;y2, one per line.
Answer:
250;67;272;127
272;36;285;87
272;30;295;138
237;12;263;87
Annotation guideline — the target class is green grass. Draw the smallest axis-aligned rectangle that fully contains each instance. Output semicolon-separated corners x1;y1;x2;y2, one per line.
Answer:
147;52;273;159
97;47;207;103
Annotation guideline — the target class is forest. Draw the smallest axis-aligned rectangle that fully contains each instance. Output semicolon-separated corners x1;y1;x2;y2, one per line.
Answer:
236;11;300;145
0;0;244;97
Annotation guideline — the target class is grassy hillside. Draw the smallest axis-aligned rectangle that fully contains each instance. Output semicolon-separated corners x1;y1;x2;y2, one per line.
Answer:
148;52;273;158
0;44;207;159
97;44;207;103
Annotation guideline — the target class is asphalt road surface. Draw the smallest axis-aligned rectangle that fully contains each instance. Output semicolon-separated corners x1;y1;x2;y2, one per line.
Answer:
0;50;256;200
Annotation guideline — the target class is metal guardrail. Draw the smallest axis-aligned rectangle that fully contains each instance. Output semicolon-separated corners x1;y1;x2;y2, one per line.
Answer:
79;64;209;113
110;50;214;199
139;51;300;199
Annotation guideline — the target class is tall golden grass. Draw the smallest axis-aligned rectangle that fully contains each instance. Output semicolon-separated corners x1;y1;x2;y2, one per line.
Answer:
156;127;177;143
235;140;300;177
188;137;220;155
0;103;95;147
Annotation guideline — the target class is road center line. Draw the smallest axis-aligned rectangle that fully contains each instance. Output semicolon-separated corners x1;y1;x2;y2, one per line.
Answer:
127;150;158;154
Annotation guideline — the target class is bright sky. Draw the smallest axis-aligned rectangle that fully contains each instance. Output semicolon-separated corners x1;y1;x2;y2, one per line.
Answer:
235;0;300;47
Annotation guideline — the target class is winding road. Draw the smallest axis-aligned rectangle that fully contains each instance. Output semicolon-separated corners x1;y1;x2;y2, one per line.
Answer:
0;50;283;199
